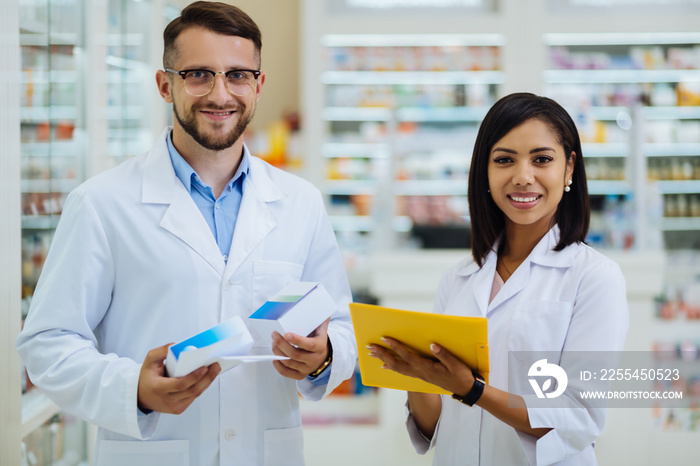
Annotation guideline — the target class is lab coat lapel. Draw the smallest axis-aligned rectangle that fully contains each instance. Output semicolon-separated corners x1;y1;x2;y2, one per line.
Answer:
465;254;494;318
487;256;529;313
223;158;285;282
487;227;564;312
142;128;225;277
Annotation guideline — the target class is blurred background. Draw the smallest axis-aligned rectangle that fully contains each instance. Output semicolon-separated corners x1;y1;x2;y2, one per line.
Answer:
2;0;700;464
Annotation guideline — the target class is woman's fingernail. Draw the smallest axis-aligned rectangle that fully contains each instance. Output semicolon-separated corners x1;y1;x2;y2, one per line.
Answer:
430;344;438;353
380;337;388;342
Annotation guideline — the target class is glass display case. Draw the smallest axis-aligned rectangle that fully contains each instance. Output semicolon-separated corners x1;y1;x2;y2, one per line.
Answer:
14;1;176;464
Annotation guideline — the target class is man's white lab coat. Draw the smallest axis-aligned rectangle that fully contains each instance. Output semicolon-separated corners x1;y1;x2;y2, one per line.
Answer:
17;128;357;466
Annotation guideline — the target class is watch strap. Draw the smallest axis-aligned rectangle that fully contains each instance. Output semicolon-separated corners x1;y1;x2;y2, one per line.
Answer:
308;341;333;378
452;371;485;406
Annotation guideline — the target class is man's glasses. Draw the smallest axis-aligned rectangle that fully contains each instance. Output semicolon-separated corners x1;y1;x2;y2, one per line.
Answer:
164;68;261;97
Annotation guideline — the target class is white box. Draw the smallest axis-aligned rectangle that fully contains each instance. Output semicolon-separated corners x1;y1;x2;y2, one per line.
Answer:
165;316;257;377
247;282;337;347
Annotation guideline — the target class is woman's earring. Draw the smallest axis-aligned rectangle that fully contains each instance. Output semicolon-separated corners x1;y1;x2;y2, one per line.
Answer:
564;179;573;193
487;189;490;193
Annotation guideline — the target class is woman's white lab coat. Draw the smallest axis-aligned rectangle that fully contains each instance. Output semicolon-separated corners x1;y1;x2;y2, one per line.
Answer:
16;128;357;466
407;227;629;465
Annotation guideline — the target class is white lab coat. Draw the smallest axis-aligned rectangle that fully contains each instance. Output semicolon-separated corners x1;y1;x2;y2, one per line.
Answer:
407;226;629;465
16;128;357;466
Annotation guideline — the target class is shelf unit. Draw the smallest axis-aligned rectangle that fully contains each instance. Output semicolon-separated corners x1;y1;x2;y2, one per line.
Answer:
543;32;700;249
319;34;504;249
3;1;177;465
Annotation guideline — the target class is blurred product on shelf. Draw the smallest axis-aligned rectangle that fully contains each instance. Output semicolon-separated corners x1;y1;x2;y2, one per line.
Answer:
326;45;500;72
246;110;303;170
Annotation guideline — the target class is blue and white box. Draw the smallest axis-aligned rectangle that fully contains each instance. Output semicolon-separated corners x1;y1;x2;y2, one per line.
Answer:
166;316;263;377
247;282;337;347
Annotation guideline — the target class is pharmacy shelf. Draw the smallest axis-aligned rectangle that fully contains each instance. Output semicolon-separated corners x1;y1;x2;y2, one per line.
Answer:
21;390;60;440
645;144;700;157
20;106;77;122
329;215;412;233
396;106;489;122
323;107;391;122
656;180;700;194
22;215;61;230
582;143;628;158
325;180;377;195
21;140;77;157
321;33;506;47
587;180;633;196
322;70;506;86
323;143;390;159
21;178;79;193
660;217;700;231
543;69;700;84
394;179;467;196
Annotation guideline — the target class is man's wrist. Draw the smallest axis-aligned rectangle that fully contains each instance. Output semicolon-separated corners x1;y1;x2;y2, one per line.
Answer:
308;340;333;378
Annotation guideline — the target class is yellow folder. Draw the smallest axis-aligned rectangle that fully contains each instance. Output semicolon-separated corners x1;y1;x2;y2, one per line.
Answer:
349;303;489;394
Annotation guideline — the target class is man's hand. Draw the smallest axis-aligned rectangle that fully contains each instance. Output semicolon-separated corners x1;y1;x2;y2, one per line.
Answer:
137;343;221;415
271;318;331;380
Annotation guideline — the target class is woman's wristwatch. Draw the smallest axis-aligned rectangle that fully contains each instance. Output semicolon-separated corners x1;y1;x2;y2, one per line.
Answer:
451;371;485;406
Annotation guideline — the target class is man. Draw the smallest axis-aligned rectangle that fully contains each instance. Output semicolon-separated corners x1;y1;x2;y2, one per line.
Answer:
16;2;357;465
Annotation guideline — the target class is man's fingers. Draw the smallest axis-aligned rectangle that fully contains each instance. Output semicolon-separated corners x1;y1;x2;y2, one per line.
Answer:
308;318;330;338
272;360;305;380
145;343;172;366
174;364;221;402
272;332;305;359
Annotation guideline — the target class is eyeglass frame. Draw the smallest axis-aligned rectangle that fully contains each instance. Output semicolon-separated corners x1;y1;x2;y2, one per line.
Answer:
164;68;262;97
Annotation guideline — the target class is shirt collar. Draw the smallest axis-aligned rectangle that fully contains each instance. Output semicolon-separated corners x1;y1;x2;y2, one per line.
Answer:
166;130;250;193
456;224;578;276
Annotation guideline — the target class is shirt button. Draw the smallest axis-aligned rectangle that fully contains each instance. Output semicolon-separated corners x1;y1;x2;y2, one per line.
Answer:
215;203;220;209
224;281;232;291
225;430;235;441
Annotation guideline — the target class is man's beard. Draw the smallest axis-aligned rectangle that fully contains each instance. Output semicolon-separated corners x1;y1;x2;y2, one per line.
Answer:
174;101;255;152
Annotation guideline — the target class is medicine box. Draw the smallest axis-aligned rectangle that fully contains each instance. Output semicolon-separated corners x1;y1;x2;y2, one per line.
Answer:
247;282;336;347
165;316;254;377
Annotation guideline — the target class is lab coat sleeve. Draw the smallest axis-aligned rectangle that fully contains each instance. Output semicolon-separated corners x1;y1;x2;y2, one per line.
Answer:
296;189;357;400
521;258;630;465
15;188;157;440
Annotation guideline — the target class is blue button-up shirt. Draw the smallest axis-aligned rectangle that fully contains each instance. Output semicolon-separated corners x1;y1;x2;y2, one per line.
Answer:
167;131;248;262
167;132;332;385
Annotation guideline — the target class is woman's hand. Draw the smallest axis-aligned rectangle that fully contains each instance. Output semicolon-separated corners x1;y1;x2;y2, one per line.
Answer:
368;337;475;397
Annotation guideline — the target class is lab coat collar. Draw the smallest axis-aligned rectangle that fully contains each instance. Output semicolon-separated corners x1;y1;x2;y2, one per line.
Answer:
141;128;286;279
222;156;286;281
456;225;578;316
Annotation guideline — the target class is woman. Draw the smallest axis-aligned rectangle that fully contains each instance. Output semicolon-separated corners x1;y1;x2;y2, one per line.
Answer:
369;93;629;465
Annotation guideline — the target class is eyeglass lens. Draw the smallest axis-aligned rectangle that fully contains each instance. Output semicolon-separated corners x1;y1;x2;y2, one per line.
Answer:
184;70;256;97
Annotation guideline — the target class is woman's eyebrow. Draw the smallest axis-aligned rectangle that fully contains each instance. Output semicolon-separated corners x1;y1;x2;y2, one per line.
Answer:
492;147;516;154
530;146;555;153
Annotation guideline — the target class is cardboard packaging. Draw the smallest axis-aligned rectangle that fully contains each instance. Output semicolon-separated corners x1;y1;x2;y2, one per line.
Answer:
247;282;337;347
165;316;259;377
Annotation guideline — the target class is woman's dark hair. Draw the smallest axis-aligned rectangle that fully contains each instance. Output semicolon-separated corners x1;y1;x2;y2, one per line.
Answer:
163;1;262;69
468;92;590;266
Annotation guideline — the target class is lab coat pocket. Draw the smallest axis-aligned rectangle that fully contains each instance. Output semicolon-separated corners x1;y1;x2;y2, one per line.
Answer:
509;300;573;355
264;426;304;466
253;260;304;309
95;439;189;466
